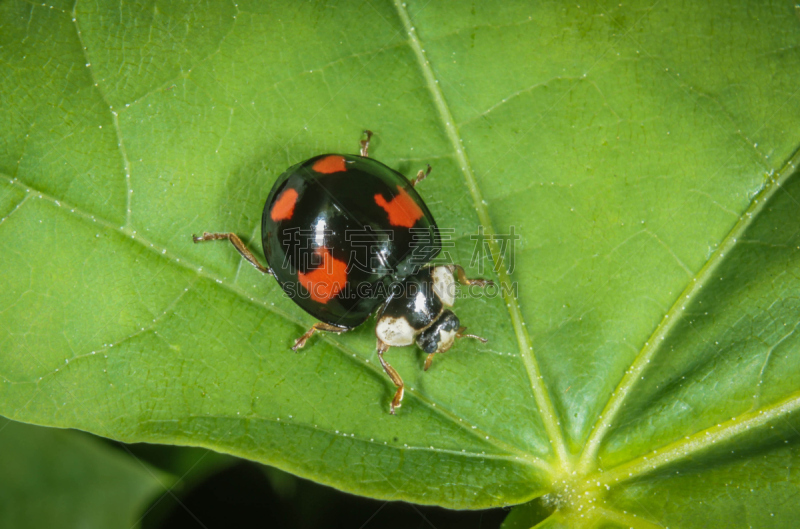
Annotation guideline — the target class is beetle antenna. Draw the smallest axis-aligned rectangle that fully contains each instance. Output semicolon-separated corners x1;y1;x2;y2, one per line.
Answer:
456;326;487;343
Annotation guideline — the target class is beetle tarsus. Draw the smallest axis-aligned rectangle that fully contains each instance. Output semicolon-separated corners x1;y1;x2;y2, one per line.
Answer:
423;353;435;371
191;232;273;276
360;130;373;157
377;340;403;414
292;322;349;351
450;264;493;288
411;164;431;187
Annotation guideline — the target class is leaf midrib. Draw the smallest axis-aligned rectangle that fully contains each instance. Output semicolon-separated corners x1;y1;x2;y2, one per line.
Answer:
391;0;571;466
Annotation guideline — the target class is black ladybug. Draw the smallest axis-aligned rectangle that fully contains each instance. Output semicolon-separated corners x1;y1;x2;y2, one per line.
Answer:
194;132;491;413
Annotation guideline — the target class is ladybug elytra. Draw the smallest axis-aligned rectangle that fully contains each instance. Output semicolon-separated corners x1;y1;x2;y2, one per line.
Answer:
194;131;491;413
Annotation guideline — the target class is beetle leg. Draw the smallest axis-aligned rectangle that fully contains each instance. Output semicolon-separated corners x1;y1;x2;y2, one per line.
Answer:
360;129;373;157
449;264;493;288
292;322;349;351
411;164;431;187
377;340;404;414
423;353;436;371
192;232;273;276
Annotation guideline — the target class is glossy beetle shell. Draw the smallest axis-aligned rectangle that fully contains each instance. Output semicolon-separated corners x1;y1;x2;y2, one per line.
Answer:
261;154;440;328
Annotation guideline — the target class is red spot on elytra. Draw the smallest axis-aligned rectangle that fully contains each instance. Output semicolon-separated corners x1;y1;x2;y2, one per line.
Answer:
374;186;424;228
312;155;347;174
297;247;347;304
270;188;299;221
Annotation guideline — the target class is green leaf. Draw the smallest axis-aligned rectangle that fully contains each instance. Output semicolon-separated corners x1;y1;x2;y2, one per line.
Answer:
2;0;800;524
0;417;170;528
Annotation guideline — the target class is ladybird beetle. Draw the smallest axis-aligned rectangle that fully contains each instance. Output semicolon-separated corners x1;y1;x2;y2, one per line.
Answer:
193;131;492;413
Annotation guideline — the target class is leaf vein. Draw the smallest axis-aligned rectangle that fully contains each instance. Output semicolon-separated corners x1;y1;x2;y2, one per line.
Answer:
71;0;132;227
598;389;800;486
391;0;569;466
577;146;800;474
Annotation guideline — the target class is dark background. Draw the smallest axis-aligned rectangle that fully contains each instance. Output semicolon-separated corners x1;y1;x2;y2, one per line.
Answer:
124;443;510;529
